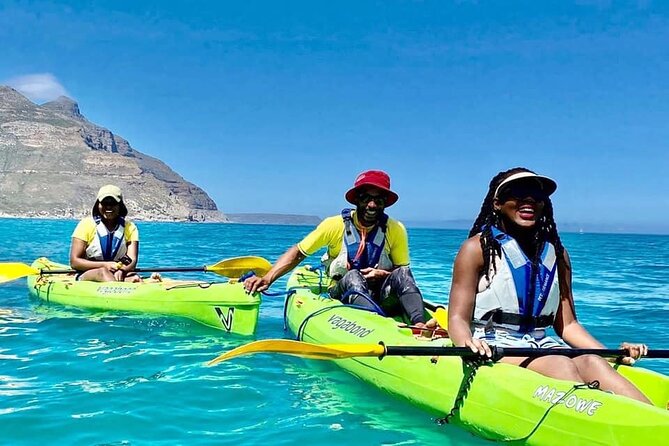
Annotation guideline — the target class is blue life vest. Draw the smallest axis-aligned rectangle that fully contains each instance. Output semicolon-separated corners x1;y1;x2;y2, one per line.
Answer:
473;226;559;332
492;226;557;318
342;208;388;270
93;216;127;261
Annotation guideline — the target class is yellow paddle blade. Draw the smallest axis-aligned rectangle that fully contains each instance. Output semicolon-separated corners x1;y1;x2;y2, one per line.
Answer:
205;256;272;278
434;307;448;329
0;263;40;284
207;339;386;365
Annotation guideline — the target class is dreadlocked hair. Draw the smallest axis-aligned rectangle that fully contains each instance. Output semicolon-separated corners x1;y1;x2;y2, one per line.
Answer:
535;195;571;308
469;167;567;284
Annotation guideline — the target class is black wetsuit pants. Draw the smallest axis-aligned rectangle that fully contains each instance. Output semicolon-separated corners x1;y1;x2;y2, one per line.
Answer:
329;266;425;324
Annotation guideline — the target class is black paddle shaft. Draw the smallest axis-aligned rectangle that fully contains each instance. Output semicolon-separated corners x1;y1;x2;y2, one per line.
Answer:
41;266;207;275
382;345;669;361
135;267;207;273
423;300;445;313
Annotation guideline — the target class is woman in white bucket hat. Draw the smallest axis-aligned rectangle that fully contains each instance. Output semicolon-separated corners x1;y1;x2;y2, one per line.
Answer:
69;185;142;282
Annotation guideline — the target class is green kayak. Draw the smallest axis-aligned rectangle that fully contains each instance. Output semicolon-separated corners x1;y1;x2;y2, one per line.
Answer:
285;266;669;445
27;258;261;335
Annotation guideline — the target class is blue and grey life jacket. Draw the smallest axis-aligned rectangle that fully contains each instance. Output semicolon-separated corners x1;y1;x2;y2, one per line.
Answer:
473;226;560;333
85;216;128;262
323;209;393;280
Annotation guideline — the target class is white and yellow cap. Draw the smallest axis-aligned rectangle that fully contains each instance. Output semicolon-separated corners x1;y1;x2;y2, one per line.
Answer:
96;185;123;202
494;172;557;199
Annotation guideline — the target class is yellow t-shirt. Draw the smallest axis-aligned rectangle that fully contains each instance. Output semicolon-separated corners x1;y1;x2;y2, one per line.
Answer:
72;216;140;245
297;212;410;266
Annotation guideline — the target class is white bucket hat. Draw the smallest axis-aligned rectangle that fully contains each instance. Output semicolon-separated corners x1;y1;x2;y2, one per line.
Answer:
96;185;123;202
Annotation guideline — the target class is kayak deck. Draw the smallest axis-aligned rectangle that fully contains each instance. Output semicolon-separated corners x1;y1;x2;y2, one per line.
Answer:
284;266;669;445
27;258;261;335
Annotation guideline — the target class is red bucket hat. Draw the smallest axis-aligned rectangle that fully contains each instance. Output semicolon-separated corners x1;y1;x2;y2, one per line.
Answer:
345;170;399;207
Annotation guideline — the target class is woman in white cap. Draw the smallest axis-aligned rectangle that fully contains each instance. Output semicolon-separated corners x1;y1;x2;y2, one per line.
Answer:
69;185;141;282
447;167;651;403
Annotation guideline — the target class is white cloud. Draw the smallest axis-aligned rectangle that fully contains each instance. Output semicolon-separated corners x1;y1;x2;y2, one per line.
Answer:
6;73;69;102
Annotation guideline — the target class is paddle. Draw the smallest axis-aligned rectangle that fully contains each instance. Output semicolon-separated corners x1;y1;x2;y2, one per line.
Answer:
207;339;669;365
424;300;448;329
0;256;272;284
423;300;448;330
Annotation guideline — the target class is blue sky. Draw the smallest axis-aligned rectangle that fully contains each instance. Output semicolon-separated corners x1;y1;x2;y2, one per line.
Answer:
1;1;668;233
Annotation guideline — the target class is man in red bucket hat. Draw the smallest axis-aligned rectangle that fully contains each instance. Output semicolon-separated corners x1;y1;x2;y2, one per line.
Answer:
244;169;427;327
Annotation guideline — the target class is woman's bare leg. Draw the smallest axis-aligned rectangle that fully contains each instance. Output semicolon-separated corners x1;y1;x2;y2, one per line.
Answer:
571;354;651;404
501;355;583;381
501;354;651;404
78;267;115;282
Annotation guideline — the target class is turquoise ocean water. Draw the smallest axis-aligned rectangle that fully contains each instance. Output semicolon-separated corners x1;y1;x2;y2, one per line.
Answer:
1;218;667;445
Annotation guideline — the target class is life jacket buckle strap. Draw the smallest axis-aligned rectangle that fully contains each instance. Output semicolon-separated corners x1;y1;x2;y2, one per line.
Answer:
486;311;555;329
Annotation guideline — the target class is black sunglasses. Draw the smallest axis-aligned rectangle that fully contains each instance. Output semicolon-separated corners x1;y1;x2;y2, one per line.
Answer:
358;193;387;206
497;183;547;202
100;198;120;206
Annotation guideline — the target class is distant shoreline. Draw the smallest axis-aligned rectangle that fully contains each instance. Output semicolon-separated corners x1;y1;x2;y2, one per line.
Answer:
0;213;321;226
0;213;230;224
1;215;667;236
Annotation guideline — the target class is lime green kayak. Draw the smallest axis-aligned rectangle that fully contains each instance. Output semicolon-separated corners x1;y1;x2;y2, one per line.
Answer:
285;266;669;445
27;258;261;335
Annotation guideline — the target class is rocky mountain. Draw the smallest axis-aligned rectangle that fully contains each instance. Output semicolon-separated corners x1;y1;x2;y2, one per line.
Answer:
0;86;227;222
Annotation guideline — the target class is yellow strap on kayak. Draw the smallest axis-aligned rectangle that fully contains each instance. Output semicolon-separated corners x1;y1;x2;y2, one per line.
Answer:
207;339;386;365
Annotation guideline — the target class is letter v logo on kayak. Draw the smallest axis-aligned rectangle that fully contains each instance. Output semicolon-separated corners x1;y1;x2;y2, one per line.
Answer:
214;307;234;332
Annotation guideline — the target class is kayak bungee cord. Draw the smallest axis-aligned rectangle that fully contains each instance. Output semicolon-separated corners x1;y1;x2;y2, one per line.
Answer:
436;361;603;444
436;357;487;425
340;289;386;316
293;303;384;341
498;381;601;443
283;265;326;331
283;288;296;331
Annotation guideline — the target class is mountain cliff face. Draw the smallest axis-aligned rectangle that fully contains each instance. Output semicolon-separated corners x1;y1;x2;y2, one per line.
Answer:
0;86;227;222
